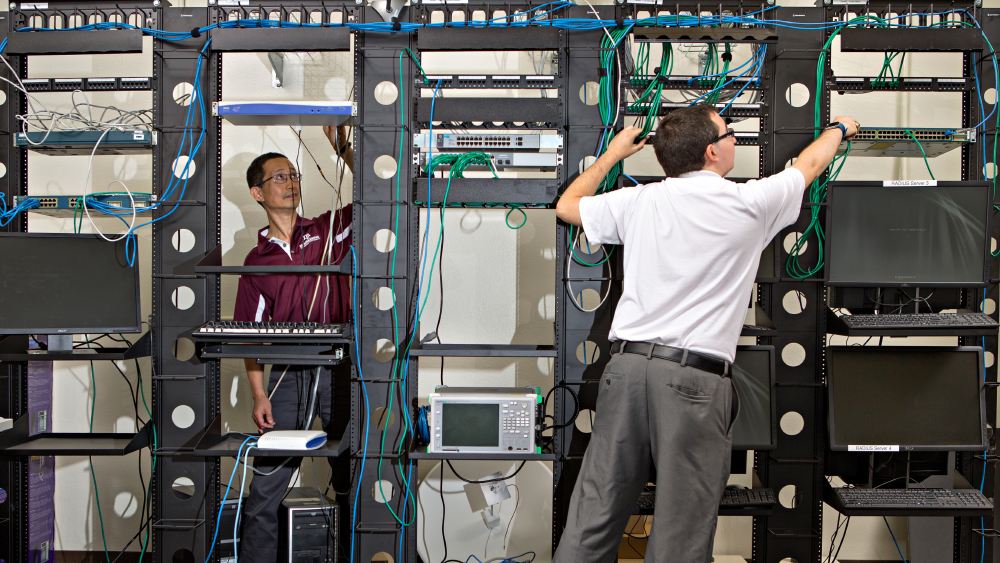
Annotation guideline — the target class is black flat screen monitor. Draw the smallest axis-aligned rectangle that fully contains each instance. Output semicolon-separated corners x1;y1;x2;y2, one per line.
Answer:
0;233;140;335
826;182;990;287
827;346;986;452
731;345;777;450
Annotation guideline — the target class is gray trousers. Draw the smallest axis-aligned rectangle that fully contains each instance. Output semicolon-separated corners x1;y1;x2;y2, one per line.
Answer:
240;366;336;563
553;349;736;563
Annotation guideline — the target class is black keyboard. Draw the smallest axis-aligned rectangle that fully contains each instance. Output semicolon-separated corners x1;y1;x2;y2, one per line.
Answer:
721;487;776;507
840;312;997;329
830;487;993;516
194;321;347;338
635;487;775;513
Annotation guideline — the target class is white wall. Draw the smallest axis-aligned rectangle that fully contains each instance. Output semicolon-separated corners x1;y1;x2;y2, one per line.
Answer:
17;0;996;559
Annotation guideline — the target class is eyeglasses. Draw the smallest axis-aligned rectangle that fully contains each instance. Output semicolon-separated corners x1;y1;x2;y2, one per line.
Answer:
257;172;302;186
711;128;736;144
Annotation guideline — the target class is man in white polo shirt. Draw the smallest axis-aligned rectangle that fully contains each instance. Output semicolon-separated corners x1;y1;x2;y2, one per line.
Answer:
553;104;858;562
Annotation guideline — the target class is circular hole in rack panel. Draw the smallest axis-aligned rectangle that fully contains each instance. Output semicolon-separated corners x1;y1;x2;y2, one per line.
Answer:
171;286;195;311
993;238;998;254
783;158;797;170
172;82;195;106
173;337;195;362
171;405;196;429
779;411;805;436
576;340;601;365
982;298;997;316
372;287;396;311
373;229;397;253
779;559;799;563
173;156;196;180
372;339;396;362
784;83;809;108
374;81;399;105
782;290;806;315
172;549;195;563
577;231;599;254
0;91;7;106
114;491;139;518
987;88;997;105
781;343;806;367
778;484;798;509
171;228;195;253
579;82;600;106
783;232;807;256
987;352;995;368
372;552;395;563
372;480;395;504
374;155;398;179
171;476;196;500
0;162;6;179
579;288;602;310
579;156;597;175
575;409;595;433
986;162;997;179
372;407;396;431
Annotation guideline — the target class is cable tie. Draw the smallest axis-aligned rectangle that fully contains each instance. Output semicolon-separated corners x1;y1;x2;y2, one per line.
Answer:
615;17;624;29
392;18;401;31
653;66;661;74
721;52;732;62
191;27;201;38
598;67;607;78
656;75;668;84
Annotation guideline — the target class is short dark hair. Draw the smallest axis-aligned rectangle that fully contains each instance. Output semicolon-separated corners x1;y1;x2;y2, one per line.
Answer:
246;152;288;189
651;105;721;178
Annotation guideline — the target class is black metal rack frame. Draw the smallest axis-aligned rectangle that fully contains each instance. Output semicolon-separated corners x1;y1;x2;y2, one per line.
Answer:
0;2;995;563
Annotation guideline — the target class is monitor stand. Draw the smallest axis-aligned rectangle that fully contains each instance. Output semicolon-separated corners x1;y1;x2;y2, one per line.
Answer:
27;334;102;355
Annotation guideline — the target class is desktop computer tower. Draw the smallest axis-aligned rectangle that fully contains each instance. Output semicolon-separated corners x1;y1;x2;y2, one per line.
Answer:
278;487;338;563
217;493;247;563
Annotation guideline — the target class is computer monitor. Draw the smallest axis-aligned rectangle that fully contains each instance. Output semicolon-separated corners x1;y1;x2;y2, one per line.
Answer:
731;345;777;450
825;182;990;287
0;233;141;344
827;346;986;452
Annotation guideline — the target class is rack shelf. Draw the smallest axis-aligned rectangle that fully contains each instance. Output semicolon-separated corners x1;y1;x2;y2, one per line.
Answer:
0;416;151;456
0;332;151;362
187;415;346;458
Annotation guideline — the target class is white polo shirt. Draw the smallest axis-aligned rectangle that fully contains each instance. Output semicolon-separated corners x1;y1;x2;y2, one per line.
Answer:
578;168;806;363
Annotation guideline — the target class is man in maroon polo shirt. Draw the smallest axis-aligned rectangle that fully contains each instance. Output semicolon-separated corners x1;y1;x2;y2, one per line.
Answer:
233;126;353;563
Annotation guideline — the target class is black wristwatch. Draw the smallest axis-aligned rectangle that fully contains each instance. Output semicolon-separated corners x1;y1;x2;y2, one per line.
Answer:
826;121;848;140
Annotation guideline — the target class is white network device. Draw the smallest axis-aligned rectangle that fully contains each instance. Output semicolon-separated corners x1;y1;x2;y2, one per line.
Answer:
257;430;327;450
213;101;355;127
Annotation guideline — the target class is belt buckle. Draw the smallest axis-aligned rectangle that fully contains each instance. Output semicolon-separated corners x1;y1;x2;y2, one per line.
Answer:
647;343;655;360
679;349;689;367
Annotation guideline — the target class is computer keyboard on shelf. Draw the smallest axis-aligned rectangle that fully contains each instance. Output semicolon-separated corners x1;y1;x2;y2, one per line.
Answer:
195;321;347;338
830;487;993;515
839;312;997;329
635;487;775;513
721;487;776;507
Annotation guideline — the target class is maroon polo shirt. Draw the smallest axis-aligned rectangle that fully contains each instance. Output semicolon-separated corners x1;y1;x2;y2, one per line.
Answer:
233;204;353;324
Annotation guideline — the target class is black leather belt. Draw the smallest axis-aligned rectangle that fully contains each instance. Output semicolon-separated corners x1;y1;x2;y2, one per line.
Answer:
610;340;730;377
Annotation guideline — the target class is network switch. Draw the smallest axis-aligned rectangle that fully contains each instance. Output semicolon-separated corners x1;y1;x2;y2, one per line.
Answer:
838;127;974;157
15;193;156;217
14;130;156;155
413;132;562;150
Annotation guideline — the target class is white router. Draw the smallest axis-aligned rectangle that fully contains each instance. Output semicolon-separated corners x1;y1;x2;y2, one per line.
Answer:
257;430;327;450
